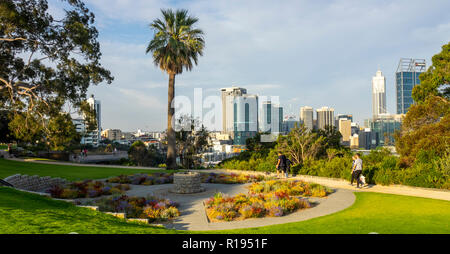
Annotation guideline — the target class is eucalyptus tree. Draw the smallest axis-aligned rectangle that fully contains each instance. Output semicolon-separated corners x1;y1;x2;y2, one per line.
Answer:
146;9;205;169
0;0;113;147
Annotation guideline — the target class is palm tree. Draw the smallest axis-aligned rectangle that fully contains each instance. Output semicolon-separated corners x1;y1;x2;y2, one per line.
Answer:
146;9;204;169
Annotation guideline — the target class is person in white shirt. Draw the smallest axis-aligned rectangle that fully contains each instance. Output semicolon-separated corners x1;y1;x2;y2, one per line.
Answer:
351;153;363;188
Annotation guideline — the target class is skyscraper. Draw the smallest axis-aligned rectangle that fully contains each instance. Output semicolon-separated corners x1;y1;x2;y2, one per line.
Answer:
233;94;258;145
335;114;353;128
300;106;314;131
259;101;282;133
87;95;101;147
316;106;335;130
372;70;386;118
338;118;351;143
221;87;247;133
73;95;101;147
396;58;426;114
221;87;258;145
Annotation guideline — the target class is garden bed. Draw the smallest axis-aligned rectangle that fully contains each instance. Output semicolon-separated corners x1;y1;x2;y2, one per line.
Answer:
204;180;332;222
248;180;333;197
105;172;274;185
47;180;130;199
82;195;180;222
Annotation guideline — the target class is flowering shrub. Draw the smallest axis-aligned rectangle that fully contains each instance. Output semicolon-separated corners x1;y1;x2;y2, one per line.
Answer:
205;190;311;222
106;172;272;185
248;180;332;197
200;172;273;184
95;195;180;221
106;173;173;185
47;180;125;199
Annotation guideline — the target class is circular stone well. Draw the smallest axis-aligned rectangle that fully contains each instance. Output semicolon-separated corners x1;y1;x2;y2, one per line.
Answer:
170;172;205;194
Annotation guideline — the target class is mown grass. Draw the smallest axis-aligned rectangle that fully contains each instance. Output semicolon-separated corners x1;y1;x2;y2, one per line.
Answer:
1;187;449;234
214;192;450;234
1;159;448;234
0;159;175;181
0;187;180;234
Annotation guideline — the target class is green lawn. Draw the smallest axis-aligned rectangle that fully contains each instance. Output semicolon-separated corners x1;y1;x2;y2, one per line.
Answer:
1;186;449;234
0;187;179;234
0;159;449;234
0;159;175;181
216;192;450;234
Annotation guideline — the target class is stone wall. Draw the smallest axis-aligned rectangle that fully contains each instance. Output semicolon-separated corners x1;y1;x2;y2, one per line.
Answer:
171;172;205;194
4;174;68;192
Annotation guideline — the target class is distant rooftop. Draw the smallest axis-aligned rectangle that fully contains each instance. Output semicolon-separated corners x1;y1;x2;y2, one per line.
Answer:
396;58;426;72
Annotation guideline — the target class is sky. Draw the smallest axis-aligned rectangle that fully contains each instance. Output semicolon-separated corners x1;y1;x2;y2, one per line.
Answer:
49;0;450;132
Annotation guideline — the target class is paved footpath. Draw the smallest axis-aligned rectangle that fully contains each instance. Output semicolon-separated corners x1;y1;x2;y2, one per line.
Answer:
4;158;449;201
4;158;450;231
114;182;355;231
202;169;450;202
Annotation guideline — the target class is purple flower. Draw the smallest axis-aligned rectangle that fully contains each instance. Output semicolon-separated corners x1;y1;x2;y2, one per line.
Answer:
156;202;166;209
87;189;98;198
117;201;131;211
216;215;224;220
131;177;141;185
169;201;179;207
270;206;283;217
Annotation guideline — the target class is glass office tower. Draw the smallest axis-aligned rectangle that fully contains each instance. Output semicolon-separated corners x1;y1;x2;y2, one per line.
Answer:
396;58;426;114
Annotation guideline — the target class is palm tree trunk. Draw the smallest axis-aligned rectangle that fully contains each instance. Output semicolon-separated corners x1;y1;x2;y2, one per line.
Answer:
166;73;177;169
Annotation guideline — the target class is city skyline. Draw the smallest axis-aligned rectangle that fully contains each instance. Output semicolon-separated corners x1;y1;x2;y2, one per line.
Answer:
47;0;450;131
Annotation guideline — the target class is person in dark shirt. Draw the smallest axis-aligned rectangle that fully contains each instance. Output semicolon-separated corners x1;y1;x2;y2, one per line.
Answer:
276;152;287;178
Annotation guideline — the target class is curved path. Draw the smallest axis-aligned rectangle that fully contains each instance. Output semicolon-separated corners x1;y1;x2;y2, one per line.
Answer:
197;169;450;202
4;158;450;202
120;183;355;231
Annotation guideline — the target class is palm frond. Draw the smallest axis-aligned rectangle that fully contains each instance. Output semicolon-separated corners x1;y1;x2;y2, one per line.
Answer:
146;8;204;74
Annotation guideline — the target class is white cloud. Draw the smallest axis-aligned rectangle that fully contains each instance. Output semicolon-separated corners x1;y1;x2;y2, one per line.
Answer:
80;0;450;129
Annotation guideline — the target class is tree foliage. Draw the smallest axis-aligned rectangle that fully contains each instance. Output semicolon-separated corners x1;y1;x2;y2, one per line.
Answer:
0;0;112;146
146;9;205;75
0;110;12;142
395;42;450;165
315;125;343;150
394;95;450;164
412;42;450;102
128;141;164;167
245;132;276;153
276;124;325;164
175;115;210;169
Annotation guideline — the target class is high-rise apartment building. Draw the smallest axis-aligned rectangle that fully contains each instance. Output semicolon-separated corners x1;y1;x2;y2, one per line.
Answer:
300;106;314;131
372;70;387;118
221;87;247;133
72;95;101;147
87;95;101;146
368;114;404;147
101;129;122;141
233;94;258;145
338;118;352;143
316;106;335;130
396;58;426;114
221;87;258;145
282;115;299;134
335;114;353;129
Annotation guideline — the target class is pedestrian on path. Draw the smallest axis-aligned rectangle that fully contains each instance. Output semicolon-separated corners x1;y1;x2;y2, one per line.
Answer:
276;152;287;178
7;143;12;157
285;158;291;178
351;153;363;188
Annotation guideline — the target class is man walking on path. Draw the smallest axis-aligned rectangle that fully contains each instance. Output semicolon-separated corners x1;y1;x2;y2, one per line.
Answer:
276;152;288;178
351;153;363;188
